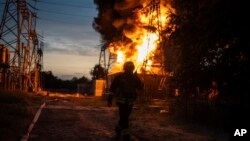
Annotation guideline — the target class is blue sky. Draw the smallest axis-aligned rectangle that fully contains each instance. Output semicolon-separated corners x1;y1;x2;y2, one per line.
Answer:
0;0;101;80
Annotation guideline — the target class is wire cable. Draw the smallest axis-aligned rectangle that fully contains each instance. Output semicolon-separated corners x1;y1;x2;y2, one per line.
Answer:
35;0;95;9
37;17;92;26
38;9;93;17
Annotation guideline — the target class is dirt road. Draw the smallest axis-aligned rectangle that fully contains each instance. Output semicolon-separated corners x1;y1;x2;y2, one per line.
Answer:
28;96;229;141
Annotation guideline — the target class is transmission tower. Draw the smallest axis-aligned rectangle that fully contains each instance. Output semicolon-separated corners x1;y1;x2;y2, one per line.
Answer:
0;0;42;92
99;45;107;71
98;43;117;92
97;0;172;101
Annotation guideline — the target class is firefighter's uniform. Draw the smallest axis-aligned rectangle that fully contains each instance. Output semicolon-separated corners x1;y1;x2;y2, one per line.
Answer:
108;61;143;141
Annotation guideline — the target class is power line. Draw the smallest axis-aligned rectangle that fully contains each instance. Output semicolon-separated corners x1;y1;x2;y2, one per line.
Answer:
35;0;95;9
38;9;93;17
37;17;92;25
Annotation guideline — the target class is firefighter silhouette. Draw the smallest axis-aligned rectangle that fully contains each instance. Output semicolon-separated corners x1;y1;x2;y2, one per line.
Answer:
108;61;144;141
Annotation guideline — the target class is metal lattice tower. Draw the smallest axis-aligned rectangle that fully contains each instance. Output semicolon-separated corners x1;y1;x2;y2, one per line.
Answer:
98;0;172;101
98;44;116;91
99;0;165;74
0;0;42;92
99;45;107;71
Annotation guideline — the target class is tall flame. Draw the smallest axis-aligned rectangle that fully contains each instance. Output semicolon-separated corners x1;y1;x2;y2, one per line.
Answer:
117;51;125;63
108;0;175;74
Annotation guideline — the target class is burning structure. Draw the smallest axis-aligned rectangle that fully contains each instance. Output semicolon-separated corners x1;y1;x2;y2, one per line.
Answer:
93;0;175;100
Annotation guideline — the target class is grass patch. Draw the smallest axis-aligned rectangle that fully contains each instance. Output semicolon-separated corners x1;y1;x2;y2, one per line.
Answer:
0;90;44;140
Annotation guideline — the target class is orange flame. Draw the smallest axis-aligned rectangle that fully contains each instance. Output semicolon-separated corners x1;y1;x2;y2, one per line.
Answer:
117;51;125;63
109;1;175;74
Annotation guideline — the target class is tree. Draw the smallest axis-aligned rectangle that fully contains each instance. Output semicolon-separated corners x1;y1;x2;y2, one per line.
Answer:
41;71;60;89
90;64;106;80
41;71;90;92
167;0;249;100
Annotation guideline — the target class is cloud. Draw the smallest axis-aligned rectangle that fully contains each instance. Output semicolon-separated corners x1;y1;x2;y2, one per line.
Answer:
36;0;101;79
43;35;100;56
40;18;100;79
0;0;100;80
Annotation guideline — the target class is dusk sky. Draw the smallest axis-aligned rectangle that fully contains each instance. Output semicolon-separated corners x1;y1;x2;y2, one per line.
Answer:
0;0;101;80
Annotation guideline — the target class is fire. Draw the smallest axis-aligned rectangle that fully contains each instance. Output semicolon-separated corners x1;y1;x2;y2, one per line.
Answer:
108;1;174;74
136;32;158;70
117;51;125;63
137;33;158;63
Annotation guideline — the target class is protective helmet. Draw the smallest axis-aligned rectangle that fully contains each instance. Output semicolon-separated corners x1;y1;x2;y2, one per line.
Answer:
123;61;135;72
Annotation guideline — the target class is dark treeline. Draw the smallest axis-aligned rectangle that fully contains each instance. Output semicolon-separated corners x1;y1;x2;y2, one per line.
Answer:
168;0;249;102
41;71;90;93
166;0;250;130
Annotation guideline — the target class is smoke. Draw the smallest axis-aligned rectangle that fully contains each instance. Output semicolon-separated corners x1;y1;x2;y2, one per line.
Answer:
93;0;174;43
93;0;175;73
92;0;146;46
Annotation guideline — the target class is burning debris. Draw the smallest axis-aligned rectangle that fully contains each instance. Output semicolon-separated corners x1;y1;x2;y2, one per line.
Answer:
93;0;175;74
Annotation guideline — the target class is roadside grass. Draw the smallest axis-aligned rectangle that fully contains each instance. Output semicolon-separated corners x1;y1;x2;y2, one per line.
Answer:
0;90;44;141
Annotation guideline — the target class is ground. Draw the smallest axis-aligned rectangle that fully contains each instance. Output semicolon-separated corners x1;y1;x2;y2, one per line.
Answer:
24;93;229;141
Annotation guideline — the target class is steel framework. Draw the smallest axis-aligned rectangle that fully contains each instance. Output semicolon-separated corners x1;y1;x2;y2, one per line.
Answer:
98;0;172;101
0;0;43;92
99;0;165;74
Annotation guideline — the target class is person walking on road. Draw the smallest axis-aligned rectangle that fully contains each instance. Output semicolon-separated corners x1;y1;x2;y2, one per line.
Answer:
107;61;144;141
